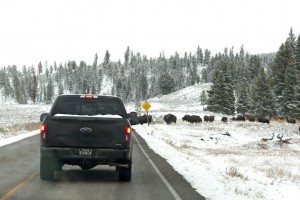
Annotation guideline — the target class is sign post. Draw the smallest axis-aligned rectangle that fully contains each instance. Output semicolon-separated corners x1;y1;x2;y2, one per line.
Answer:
142;101;151;126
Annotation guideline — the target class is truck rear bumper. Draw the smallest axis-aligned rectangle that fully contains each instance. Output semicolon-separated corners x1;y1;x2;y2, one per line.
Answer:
41;147;131;162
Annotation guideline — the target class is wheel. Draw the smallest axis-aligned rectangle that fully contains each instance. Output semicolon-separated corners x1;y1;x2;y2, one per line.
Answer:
119;162;132;182
40;157;55;180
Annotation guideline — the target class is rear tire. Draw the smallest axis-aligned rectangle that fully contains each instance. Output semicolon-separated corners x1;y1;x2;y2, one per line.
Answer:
40;157;55;180
119;162;132;182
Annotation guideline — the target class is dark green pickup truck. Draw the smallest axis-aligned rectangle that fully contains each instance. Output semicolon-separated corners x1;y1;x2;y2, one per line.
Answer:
39;95;135;181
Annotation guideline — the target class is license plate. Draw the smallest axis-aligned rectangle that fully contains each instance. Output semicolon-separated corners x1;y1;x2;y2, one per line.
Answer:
79;149;92;156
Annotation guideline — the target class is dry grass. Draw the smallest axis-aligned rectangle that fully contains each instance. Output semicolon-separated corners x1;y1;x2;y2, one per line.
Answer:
226;166;249;180
0;122;40;134
266;166;300;182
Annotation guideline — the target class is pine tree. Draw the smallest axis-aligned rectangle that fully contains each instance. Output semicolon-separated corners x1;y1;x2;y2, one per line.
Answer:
248;55;261;82
46;79;54;103
293;35;300;118
4;72;12;99
12;73;22;103
124;46;130;70
58;81;64;95
104;50;111;74
236;83;250;115
295;35;300;72
200;90;207;110
38;61;43;75
50;65;53;74
116;78;122;97
222;63;235;115
30;67;38;104
0;68;5;88
281;64;296;117
250;68;275;117
271;30;296;115
206;70;225;113
158;72;174;95
204;49;211;65
206;60;235;115
140;70;148;100
197;46;204;65
271;43;290;114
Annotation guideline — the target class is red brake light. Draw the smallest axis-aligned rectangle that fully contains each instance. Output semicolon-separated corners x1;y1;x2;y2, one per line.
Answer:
80;95;98;99
124;127;132;142
40;124;47;141
125;127;131;135
85;95;93;99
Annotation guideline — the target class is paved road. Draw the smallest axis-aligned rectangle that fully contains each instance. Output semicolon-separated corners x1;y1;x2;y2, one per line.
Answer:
0;131;205;200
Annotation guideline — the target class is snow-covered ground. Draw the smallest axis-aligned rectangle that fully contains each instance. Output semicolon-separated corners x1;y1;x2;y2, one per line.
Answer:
128;83;300;200
1;83;300;200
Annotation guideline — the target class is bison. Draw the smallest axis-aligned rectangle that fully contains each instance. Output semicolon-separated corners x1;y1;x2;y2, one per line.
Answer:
221;117;228;123
247;116;255;122
204;115;209;122
204;115;214;122
139;114;153;125
258;117;270;124
189;115;202;123
163;114;177;125
182;114;191;122
235;115;246;121
287;118;296;124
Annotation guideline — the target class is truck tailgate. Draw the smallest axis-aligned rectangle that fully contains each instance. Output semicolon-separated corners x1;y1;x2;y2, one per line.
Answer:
46;116;126;148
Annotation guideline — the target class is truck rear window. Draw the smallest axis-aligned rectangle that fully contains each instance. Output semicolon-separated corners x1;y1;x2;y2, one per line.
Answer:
52;98;125;117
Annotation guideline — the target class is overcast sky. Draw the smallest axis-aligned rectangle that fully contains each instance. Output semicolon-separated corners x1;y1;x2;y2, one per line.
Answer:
0;0;299;67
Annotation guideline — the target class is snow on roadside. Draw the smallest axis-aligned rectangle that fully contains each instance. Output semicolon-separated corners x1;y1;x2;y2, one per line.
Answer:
134;120;300;200
0;130;39;147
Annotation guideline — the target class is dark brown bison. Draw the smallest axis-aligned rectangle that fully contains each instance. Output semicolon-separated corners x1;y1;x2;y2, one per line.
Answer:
189;115;202;123
139;114;153;125
204;115;210;122
221;117;228;123
182;114;191;122
258;117;269;124
204;115;214;122
247;116;255;122
287;118;296;124
235;115;246;121
164;114;177;124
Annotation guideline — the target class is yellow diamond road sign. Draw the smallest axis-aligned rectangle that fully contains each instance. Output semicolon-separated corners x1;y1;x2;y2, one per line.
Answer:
142;101;151;111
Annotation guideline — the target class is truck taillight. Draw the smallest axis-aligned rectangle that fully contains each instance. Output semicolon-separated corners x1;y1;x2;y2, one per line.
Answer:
124;127;132;142
80;95;98;99
40;124;47;141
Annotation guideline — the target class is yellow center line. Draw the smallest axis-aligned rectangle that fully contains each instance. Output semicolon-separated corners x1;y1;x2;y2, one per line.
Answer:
0;171;39;200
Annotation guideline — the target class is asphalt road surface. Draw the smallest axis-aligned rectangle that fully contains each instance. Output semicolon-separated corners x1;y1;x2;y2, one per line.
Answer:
0;131;205;200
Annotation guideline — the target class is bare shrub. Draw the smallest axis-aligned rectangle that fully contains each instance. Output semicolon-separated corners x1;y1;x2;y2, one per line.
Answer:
226;166;248;180
266;167;300;182
257;143;269;150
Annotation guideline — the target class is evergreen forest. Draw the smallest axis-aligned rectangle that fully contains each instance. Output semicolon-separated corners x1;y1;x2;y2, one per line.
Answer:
1;28;300;119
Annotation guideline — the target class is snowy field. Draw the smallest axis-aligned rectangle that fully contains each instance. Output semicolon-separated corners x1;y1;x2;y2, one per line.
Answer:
127;83;300;200
1;83;300;199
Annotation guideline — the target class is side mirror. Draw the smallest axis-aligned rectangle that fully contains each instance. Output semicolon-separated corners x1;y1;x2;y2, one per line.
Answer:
40;113;49;122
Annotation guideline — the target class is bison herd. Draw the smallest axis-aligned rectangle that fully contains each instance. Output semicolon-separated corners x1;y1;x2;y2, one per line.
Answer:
129;112;297;125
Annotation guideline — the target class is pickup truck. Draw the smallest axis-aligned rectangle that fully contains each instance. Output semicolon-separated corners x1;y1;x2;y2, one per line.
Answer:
39;94;136;181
